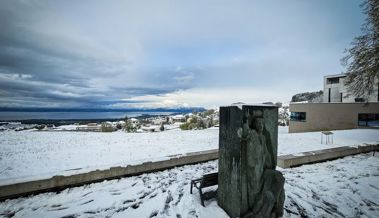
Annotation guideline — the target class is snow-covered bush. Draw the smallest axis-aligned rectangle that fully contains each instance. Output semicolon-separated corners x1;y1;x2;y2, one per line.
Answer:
101;122;114;132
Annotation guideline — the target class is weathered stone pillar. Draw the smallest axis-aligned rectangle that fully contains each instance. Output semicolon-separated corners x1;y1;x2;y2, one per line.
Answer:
218;105;285;218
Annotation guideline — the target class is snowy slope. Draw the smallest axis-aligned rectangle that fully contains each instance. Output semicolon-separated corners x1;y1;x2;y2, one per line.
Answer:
0;128;218;182
1;127;379;182
0;153;378;218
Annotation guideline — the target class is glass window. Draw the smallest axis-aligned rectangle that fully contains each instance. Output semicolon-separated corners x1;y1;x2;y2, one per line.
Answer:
290;112;306;122
327;77;339;84
355;98;365;102
358;113;379;127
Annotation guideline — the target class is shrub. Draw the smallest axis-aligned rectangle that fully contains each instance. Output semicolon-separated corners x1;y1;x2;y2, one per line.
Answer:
207;117;214;128
189;117;198;124
123;120;137;132
201;109;215;117
197;119;206;129
101;122;114;132
188;123;197;130
160;123;165;131
180;123;189;130
35;124;46;130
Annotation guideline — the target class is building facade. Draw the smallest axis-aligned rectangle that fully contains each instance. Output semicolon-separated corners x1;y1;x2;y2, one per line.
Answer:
289;73;379;133
289;102;379;133
323;73;379;103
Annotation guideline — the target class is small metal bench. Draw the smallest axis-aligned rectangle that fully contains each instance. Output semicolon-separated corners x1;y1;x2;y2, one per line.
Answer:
190;172;218;206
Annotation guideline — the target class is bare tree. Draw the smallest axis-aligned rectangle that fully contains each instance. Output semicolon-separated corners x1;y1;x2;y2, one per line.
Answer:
341;0;379;99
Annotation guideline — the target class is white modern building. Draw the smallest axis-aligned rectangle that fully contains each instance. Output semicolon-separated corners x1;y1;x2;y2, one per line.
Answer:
289;73;379;133
323;73;379;103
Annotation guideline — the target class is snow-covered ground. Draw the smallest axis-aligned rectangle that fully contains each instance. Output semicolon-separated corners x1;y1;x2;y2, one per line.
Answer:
0;153;378;218
277;127;379;155
1;127;379;183
0;122;36;131
0;128;219;183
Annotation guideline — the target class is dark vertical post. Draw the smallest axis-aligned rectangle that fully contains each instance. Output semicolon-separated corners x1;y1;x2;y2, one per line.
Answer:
328;88;331;102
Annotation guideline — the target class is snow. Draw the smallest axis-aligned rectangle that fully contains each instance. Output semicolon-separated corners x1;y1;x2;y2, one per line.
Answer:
1;127;378;183
54;124;88;131
0;128;218;183
0;153;378;218
277;127;379;155
0;122;36;131
172;114;185;119
228;103;277;109
281;153;379;217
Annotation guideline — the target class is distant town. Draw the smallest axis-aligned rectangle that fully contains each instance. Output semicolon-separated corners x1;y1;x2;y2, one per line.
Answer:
0;104;293;133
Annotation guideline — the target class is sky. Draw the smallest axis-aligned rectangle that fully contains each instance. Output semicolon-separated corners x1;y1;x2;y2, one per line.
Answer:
0;0;365;109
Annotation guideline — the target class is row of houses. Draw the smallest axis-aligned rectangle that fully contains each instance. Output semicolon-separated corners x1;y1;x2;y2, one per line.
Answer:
147;115;186;126
140;111;219;132
73;110;219;133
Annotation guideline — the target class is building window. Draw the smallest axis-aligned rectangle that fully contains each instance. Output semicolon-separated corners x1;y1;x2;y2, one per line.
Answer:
327;77;339;84
355;98;365;102
328;88;331;102
290;112;306;122
358;113;379;127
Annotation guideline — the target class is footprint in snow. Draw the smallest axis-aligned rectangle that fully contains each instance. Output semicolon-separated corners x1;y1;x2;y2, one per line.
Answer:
79;199;94;205
110;192;122;195
149;210;159;218
122;199;136;204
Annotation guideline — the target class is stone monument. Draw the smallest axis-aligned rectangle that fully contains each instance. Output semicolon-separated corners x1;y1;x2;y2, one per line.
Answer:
218;104;285;218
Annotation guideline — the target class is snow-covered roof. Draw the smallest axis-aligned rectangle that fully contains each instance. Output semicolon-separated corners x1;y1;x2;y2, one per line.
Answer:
141;125;159;130
324;73;347;78
172;115;185;119
225;103;278;109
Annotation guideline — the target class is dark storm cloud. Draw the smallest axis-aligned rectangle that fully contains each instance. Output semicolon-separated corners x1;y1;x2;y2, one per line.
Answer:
0;1;170;108
0;76;171;108
0;0;365;108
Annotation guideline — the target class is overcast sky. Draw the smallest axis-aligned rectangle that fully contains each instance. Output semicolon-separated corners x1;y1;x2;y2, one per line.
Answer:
0;0;365;109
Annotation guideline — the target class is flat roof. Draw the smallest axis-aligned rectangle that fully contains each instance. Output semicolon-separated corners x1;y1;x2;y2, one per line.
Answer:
324;73;346;79
222;103;278;109
290;102;379;105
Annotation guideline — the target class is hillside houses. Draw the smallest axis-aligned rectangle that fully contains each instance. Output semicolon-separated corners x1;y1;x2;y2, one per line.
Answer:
170;114;186;123
54;109;220;133
140;125;161;132
11;107;289;133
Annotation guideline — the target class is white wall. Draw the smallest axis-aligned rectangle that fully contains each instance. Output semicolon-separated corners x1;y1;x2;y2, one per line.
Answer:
323;74;378;103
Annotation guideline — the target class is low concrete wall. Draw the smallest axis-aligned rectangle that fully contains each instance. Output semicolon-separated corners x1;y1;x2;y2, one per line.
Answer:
0;149;218;201
1;144;377;201
277;144;379;168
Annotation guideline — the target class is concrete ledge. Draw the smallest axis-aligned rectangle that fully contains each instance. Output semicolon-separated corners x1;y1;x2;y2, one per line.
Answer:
277;144;379;168
0;149;218;201
1;144;377;201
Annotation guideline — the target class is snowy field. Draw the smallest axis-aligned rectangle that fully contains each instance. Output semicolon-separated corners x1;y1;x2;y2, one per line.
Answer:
0;153;378;218
1;127;379;183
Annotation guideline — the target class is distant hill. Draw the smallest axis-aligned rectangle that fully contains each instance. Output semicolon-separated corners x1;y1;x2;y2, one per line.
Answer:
291;91;323;103
0;107;206;113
